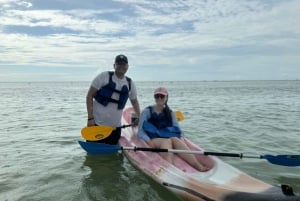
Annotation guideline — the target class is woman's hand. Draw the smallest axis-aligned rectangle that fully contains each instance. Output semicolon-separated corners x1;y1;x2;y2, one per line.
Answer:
146;140;155;148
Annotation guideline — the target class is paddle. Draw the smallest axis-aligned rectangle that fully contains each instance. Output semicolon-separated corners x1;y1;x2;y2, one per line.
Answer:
175;110;184;121
78;141;300;167
81;124;132;141
81;110;185;141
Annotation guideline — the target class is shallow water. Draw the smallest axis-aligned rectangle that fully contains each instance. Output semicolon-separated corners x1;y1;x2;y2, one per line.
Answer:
0;81;299;201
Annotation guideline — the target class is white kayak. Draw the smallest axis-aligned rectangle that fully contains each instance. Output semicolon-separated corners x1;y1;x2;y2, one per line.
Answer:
119;107;300;201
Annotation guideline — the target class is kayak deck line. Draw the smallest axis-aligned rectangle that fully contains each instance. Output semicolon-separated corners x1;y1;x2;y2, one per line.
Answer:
163;182;216;201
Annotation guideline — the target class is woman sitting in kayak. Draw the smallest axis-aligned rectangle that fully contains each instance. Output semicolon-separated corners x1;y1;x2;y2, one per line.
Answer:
137;87;209;172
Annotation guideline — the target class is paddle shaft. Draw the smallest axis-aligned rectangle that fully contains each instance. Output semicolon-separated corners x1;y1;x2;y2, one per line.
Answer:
120;146;263;159
78;141;300;166
118;124;132;129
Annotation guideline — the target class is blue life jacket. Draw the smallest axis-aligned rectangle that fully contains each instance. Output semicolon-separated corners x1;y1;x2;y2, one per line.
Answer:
143;106;182;139
94;71;131;110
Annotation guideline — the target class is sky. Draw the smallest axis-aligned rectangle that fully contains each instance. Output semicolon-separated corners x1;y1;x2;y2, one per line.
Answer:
0;0;300;82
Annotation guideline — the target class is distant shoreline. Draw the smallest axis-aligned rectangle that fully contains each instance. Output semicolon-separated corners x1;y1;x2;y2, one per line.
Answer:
1;79;300;83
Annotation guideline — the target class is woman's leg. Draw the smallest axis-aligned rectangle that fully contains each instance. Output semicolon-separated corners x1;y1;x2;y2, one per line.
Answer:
171;138;209;172
150;138;174;163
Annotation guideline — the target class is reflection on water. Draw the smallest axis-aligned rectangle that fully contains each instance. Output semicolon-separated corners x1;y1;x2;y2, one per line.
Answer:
81;153;127;200
79;153;181;201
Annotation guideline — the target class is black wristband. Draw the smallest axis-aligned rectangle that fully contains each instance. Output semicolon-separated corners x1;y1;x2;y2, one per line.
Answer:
88;117;94;120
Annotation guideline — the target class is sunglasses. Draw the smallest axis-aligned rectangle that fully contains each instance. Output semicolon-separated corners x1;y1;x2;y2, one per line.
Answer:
154;94;166;99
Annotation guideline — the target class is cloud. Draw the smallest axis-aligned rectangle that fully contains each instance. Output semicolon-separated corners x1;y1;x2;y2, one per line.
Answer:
0;0;32;10
0;0;300;81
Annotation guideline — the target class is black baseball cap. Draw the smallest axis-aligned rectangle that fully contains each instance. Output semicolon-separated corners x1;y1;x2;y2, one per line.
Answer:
115;54;128;64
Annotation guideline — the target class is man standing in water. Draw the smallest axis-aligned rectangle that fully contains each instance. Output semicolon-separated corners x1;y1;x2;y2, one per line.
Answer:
86;54;140;144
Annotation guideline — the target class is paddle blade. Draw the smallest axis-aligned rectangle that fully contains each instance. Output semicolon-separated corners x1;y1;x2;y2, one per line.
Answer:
175;111;184;121
81;126;115;141
78;141;121;155
262;155;300;167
